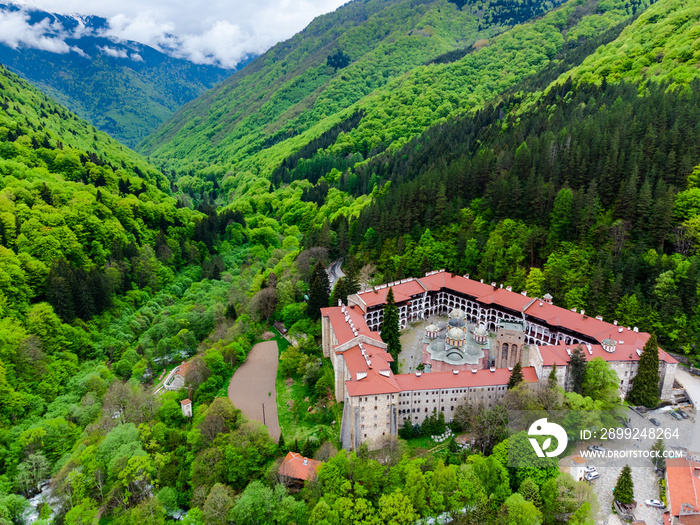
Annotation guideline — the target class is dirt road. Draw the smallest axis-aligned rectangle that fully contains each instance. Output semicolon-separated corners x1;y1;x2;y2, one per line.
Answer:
227;340;280;441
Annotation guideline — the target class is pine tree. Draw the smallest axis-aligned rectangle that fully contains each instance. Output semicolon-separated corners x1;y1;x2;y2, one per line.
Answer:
301;438;315;458
381;287;402;374
308;260;331;319
627;333;660;407
507;362;524;389
548;363;559;390
613;465;634;505
278;433;286;453
569;346;587;394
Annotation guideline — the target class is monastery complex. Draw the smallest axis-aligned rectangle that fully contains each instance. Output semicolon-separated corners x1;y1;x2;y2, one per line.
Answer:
321;270;678;451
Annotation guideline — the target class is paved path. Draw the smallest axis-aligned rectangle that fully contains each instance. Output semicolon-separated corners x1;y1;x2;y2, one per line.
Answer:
326;259;344;291
227;341;280;441
671;367;700;453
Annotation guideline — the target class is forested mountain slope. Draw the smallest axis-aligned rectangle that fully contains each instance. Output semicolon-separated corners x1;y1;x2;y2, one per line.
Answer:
305;0;700;354
0;4;233;147
0;63;207;415
139;0;571;170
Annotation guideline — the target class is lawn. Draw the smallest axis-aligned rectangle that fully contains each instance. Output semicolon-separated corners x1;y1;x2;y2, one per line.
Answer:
274;328;341;446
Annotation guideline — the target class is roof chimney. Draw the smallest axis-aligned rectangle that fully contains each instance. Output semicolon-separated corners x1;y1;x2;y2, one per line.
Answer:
453;370;459;375
416;371;422;377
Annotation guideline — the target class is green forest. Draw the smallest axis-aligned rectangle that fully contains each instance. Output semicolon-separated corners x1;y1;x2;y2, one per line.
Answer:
0;0;699;522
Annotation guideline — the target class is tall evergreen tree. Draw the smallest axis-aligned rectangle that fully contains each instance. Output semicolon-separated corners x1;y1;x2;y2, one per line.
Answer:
507;362;524;390
308;261;331;319
627;333;660;407
613;465;634;505
548;363;559;390
569;346;587;394
381;288;402;374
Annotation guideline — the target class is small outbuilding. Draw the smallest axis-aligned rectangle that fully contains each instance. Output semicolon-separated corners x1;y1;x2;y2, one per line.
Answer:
278;452;323;488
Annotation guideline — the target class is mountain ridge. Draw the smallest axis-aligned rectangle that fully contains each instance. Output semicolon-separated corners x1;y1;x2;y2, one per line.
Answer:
0;2;237;147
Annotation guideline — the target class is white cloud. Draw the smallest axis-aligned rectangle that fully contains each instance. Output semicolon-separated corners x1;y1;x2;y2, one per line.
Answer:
98;45;129;58
70;45;89;57
130;52;143;62
0;9;70;53
7;0;349;68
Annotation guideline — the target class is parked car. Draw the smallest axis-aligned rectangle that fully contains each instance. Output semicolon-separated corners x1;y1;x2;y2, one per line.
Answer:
583;466;597;474
667;411;681;420
650;418;661;426
644;499;665;508
678;410;690;420
585;471;600;481
588;445;605;453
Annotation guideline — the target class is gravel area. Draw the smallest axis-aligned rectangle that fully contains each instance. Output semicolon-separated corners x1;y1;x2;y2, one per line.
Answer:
227;340;280;440
398;317;433;373
572;406;695;524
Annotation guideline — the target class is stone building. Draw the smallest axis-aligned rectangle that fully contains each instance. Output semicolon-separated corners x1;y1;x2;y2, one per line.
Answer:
164;360;192;391
494;320;526;369
323;270;677;451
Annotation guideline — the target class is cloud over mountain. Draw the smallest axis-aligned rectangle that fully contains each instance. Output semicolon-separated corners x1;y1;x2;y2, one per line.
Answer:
5;0;348;68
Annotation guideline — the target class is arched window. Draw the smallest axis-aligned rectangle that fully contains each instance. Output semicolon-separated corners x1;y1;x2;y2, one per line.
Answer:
501;343;509;361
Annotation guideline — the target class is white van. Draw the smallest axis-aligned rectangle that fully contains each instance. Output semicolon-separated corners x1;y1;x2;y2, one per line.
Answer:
585;471;600;481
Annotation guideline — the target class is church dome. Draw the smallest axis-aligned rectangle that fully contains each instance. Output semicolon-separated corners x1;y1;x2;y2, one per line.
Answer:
426;324;439;332
448;316;466;328
474;326;488;337
447;327;466;340
449;308;466;319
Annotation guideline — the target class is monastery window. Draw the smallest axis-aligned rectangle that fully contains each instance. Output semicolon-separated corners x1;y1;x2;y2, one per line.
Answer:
364;434;367;438
451;406;454;411
374;406;377;410
374;415;377;420
361;425;365;429
375;396;378;401
425;408;428;412
361;407;365;411
374;424;377;428
441;407;444;412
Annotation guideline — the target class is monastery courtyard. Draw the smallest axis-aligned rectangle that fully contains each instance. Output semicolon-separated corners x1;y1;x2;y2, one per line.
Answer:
399;313;529;374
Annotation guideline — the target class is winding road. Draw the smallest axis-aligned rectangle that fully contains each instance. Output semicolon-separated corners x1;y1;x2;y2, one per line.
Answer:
327;259;345;291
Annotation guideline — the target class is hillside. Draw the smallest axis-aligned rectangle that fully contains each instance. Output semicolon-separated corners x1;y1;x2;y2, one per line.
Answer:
310;0;700;354
139;0;569;168
0;3;233;147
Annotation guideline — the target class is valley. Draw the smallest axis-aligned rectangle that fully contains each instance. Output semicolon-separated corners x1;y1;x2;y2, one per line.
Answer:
0;0;699;523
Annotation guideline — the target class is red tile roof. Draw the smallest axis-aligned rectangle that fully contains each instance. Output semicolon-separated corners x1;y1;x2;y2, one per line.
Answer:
321;304;382;344
354;279;427;308
666;458;700;517
180;398;192;406
323;270;675;398
175;360;192;378
278;452;323;481
538;344;677;366
393;366;538;391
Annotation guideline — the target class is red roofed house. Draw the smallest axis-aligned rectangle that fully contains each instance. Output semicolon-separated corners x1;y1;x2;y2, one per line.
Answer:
165;360;193;391
278;452;323;487
666;458;700;524
322;270;677;451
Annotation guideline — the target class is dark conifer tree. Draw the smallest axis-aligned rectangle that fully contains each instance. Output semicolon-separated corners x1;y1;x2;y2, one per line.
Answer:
613;465;634;504
627;333;660;407
308;261;330;319
381;287;402;374
569;346;587;394
548;363;559;390
507;362;524;389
